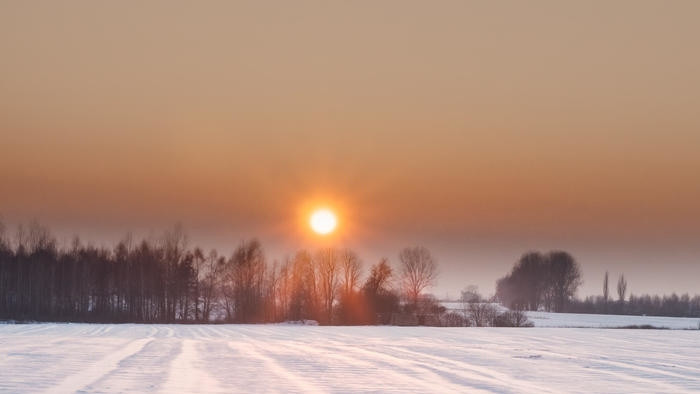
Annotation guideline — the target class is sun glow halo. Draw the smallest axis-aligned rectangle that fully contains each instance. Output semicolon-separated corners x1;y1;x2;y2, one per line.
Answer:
310;209;337;235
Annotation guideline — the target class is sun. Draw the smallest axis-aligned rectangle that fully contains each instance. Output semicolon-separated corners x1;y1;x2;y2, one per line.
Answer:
310;208;337;235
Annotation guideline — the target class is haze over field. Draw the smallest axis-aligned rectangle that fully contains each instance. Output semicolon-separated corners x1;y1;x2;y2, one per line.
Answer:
2;1;700;297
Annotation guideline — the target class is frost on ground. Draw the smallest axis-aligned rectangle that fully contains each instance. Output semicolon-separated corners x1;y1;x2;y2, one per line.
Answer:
0;324;698;393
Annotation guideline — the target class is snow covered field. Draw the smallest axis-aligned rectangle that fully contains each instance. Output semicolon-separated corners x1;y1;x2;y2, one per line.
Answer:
527;311;700;329
0;323;698;393
441;302;700;329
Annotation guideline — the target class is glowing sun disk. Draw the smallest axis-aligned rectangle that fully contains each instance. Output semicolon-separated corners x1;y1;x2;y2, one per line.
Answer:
310;209;337;235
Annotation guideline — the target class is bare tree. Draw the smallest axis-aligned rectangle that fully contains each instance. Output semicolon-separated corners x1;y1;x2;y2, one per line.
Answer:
288;250;318;321
316;248;340;324
617;274;627;303
200;249;222;322
460;285;481;323
399;246;438;306
230;239;266;323
26;220;55;254
162;224;188;322
339;249;362;296
468;303;499;327
263;260;280;322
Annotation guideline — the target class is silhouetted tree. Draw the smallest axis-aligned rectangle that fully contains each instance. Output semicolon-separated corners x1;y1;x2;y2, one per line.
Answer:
336;249;364;325
617;274;627;303
316;248;340;324
398;246;437;307
496;250;581;312
339;249;361;296
287;250;319;321
199;250;222;322
603;271;609;304
547;251;582;312
7;220;694;325
229;240;266;323
363;258;399;324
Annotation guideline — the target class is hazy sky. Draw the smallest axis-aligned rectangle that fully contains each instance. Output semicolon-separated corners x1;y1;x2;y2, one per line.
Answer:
2;1;699;298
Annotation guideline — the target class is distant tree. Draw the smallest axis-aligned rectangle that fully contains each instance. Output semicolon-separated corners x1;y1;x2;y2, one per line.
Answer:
495;252;547;311
199;250;223;322
547;251;582;312
460;285;482;304
617;274;627;303
288;250;318;321
521;252;549;310
603;271;609;303
398;246;438;307
336;249;364;325
468;302;499;327
229;240;266;323
316;248;340;324
459;285;482;322
363;258;392;295
190;247;205;321
363;258;399;324
495;274;517;309
339;249;361;296
496;250;582;312
163;225;188;322
262;260;280;322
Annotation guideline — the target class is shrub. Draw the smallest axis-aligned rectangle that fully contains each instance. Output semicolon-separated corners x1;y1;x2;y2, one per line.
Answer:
493;310;533;327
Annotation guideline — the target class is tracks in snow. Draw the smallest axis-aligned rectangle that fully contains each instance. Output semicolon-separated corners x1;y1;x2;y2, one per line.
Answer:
0;325;698;393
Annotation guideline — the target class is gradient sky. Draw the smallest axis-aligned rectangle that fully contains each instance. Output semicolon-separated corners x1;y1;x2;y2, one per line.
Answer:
2;1;699;298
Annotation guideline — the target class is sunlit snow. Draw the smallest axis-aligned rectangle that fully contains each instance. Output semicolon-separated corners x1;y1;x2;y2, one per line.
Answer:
1;318;699;393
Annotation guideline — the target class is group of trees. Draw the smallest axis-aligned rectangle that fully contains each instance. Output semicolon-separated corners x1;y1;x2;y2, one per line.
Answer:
0;222;443;324
566;271;700;317
3;221;696;323
494;252;700;318
454;292;532;328
495;251;582;312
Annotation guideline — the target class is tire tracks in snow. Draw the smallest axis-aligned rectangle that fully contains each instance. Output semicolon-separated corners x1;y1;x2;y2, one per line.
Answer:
46;337;153;394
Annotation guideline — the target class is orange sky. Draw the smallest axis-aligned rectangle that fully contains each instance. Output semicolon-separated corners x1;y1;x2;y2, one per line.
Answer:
1;1;699;296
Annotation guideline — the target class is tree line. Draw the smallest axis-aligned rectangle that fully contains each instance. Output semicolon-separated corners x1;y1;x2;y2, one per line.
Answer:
567;271;700;317
0;222;444;324
2;221;695;323
495;251;700;318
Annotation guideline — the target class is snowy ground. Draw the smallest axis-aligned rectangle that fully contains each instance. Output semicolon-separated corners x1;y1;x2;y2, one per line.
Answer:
0;324;698;393
441;302;700;329
527;311;700;329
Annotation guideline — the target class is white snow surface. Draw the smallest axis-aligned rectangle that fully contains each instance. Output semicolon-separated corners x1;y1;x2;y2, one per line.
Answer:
527;311;700;329
441;302;700;329
0;323;699;393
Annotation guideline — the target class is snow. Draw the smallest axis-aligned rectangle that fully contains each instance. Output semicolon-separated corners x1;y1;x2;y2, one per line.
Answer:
527;311;700;329
0;323;699;393
441;302;700;329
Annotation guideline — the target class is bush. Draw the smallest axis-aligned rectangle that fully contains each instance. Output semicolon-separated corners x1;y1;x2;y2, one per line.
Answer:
441;312;467;327
468;303;499;327
493;310;533;327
